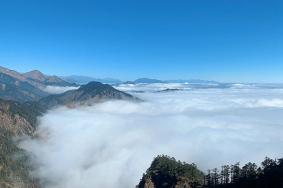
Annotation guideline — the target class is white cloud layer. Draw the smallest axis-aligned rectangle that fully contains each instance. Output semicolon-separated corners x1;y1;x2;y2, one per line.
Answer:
115;83;192;92
20;87;283;188
43;86;79;94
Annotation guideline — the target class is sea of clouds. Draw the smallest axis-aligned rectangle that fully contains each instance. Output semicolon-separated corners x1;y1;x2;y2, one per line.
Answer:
20;85;283;188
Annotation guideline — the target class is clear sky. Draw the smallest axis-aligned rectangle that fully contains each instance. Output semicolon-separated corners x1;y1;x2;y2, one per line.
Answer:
0;0;282;82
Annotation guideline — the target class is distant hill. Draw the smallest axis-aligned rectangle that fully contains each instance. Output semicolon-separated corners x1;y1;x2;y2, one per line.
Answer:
39;81;139;108
61;75;122;85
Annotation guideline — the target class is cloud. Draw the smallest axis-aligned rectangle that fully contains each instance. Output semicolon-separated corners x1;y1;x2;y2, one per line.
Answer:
20;87;283;188
115;83;191;92
43;86;79;94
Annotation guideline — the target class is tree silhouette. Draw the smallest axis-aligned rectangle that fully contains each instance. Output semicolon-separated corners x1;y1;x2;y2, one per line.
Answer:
204;157;283;188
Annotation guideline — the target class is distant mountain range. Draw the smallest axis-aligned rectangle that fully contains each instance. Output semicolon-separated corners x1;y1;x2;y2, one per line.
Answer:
62;75;220;85
0;66;139;105
129;78;220;84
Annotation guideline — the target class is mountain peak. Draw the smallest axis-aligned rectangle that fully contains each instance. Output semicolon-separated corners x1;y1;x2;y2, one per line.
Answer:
39;81;139;108
25;69;44;75
23;69;76;87
79;81;112;91
23;70;46;81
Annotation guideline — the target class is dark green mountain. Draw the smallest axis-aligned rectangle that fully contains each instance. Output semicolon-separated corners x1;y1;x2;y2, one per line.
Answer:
39;81;139;108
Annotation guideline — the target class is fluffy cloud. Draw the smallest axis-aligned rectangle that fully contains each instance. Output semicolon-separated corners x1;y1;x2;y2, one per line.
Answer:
43;86;79;94
20;87;283;188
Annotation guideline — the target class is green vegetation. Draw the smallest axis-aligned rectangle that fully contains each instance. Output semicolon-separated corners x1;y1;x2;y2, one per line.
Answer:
138;155;204;188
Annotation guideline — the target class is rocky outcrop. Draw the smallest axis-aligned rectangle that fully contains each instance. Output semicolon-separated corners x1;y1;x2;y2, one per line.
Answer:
143;178;155;188
139;177;192;188
175;177;191;188
0;99;40;136
0;112;34;136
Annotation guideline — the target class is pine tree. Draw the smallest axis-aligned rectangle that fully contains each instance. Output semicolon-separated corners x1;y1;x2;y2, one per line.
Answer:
212;168;219;185
205;170;213;186
231;162;240;183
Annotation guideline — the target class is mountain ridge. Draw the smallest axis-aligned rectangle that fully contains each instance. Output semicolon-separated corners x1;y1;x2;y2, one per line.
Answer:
0;72;49;102
0;66;76;102
24;70;76;87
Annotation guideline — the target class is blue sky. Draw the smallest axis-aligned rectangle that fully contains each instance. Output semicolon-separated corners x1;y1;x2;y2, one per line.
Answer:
0;0;282;82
